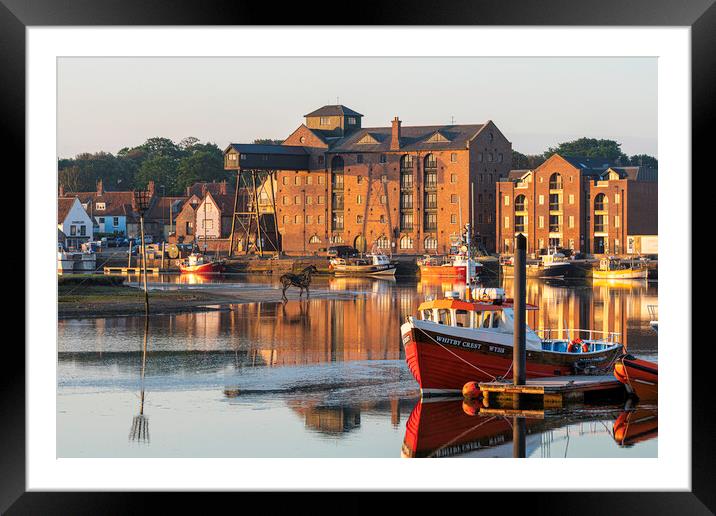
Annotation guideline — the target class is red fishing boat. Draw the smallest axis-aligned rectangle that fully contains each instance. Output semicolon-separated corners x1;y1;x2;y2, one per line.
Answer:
178;253;223;274
400;288;624;396
613;354;658;400
401;399;520;458
418;253;482;280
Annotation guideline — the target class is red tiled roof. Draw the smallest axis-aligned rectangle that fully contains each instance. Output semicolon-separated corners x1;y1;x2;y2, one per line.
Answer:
57;197;76;224
72;191;137;217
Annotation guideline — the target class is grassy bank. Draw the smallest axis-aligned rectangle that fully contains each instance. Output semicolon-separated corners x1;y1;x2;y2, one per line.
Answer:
58;281;239;319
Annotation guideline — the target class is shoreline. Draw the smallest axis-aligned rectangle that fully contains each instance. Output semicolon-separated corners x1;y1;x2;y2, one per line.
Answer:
57;283;351;319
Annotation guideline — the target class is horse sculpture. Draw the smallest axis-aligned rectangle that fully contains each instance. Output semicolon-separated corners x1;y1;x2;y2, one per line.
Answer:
280;265;318;302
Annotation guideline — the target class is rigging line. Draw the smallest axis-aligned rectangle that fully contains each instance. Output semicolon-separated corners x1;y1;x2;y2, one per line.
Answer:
427;416;499;458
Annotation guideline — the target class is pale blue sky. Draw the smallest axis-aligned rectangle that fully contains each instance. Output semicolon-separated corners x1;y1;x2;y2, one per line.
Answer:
57;57;657;159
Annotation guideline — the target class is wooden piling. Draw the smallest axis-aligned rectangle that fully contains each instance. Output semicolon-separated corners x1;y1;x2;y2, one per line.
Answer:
513;233;527;385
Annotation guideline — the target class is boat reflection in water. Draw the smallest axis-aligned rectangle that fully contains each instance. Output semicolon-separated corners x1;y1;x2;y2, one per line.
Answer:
402;398;655;458
612;406;658;447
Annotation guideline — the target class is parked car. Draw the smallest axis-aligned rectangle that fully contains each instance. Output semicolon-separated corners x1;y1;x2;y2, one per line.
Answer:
327;245;359;258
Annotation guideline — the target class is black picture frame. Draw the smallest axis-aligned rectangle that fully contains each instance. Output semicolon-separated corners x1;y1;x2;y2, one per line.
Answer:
5;0;709;512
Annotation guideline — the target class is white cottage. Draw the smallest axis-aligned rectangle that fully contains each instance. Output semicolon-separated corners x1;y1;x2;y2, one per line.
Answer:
58;197;93;249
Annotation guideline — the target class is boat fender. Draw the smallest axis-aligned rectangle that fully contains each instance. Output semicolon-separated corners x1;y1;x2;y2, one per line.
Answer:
567;338;583;353
462;381;482;400
581;342;590;353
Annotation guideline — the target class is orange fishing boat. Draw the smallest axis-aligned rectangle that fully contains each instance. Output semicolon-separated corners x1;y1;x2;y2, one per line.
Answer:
613;354;658;400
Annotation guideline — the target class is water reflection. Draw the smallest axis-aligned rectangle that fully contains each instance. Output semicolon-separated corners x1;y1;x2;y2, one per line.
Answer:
58;275;658;457
612;406;658;447
401;399;656;458
128;316;150;444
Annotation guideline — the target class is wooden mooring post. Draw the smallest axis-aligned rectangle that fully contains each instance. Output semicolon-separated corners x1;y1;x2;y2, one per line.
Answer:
513;233;527;387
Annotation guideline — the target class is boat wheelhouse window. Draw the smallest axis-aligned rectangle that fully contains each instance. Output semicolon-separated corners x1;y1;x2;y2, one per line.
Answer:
491;313;500;328
482;313;492;328
437;309;451;325
471;311;483;328
422;309;433;321
455;309;470;328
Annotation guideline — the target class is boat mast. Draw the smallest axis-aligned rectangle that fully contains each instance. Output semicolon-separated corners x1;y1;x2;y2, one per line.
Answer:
465;222;472;301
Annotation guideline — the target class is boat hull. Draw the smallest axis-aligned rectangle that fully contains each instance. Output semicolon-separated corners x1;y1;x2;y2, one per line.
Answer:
331;264;396;276
419;264;481;278
614;355;657;400
501;263;571;278
401;322;623;395
179;261;221;274
593;268;648;280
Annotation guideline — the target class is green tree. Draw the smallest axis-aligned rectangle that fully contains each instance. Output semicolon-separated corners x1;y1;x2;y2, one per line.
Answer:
512;151;546;170
627;154;658;168
176;150;225;192
545;138;628;164
253;138;282;145
136;155;180;194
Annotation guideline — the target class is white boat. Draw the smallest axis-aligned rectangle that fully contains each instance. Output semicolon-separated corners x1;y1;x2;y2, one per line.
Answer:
329;253;397;276
57;243;97;274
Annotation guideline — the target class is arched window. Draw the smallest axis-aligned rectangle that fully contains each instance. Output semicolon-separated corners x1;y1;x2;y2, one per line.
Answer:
549;173;562;189
331;234;344;244
515;195;526;212
399;235;413;249
354;234;367;253
376;235;390;249
424;236;438;250
331;156;344;191
594;193;608;211
424;153;437;170
309;235;321;244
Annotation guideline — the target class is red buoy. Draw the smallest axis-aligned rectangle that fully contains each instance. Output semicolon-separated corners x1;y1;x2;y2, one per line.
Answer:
462;399;481;416
462;381;482;399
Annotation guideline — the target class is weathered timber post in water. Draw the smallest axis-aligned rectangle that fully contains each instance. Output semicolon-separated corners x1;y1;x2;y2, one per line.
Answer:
133;189;152;315
513;233;527;386
512;416;526;458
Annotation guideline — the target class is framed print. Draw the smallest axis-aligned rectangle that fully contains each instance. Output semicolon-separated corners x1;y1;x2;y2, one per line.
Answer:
5;0;712;512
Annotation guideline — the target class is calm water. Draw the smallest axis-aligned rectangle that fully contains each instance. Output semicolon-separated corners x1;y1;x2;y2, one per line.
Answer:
57;275;658;457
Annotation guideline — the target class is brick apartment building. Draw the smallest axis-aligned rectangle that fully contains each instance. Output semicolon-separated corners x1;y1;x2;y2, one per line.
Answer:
495;154;658;256
224;105;512;255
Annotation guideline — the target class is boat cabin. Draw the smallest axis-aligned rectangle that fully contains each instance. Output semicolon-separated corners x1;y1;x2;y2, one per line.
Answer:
415;289;620;354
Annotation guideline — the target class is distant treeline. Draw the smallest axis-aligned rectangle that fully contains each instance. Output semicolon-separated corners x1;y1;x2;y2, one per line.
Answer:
58;136;657;196
511;138;658;170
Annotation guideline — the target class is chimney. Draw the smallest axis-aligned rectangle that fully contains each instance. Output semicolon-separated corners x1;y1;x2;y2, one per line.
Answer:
391;116;401;150
148;180;156;197
201;183;208;196
96;178;103;196
220;180;227;195
58;184;65;197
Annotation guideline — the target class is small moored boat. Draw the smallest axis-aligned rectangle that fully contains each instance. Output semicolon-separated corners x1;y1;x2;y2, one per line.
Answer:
401;288;624;396
501;248;573;279
613;354;657;400
329;253;396;276
178;252;223;274
418;253;482;280
592;257;648;280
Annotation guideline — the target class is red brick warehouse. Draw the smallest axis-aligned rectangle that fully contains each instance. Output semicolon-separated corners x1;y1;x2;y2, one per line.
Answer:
495;154;657;256
224;105;512;255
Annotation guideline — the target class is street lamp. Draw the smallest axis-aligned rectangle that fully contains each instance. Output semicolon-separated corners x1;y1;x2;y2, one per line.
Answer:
133;188;152;314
